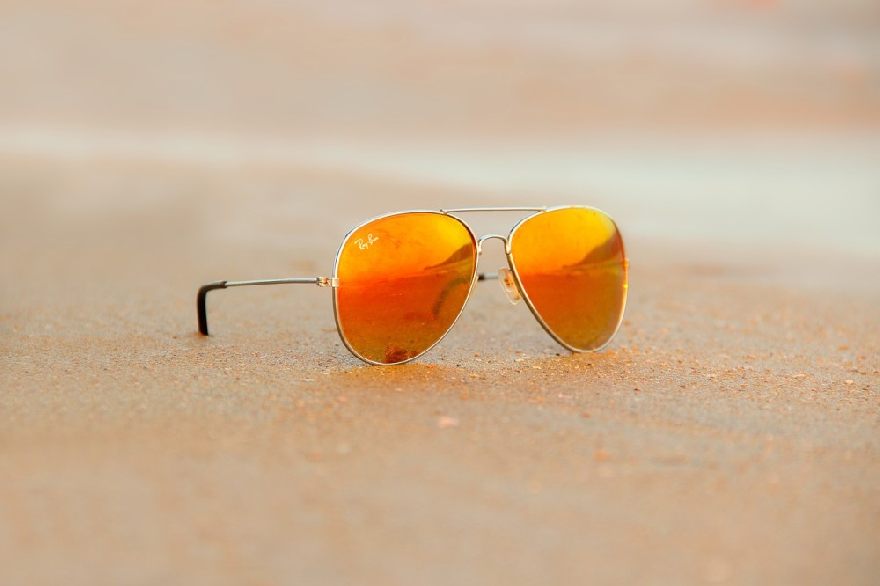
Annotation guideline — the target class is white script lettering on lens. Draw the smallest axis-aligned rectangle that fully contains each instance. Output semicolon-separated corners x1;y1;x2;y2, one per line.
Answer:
356;234;380;250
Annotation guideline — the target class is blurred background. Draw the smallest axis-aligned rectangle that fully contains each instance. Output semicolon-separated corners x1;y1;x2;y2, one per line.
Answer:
2;3;879;584
2;0;878;268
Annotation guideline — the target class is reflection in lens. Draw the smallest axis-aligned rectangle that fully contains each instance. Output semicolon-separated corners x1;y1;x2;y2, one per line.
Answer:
335;212;477;364
508;207;627;351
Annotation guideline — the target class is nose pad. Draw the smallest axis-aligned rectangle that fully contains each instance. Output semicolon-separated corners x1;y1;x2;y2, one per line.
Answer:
497;268;522;305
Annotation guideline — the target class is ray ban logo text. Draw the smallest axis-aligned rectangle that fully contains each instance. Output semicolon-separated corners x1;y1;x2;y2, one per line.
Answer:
355;234;380;250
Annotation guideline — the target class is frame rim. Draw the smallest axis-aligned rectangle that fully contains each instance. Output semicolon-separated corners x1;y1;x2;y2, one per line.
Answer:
331;209;480;366
504;205;629;354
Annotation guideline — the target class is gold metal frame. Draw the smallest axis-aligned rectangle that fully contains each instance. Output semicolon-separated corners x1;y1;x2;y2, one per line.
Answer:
197;206;628;365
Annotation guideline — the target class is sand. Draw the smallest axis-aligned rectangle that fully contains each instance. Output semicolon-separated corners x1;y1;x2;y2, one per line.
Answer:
2;1;880;584
1;156;878;585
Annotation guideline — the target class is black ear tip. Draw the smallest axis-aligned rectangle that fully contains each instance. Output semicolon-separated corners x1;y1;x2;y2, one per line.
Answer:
197;281;228;336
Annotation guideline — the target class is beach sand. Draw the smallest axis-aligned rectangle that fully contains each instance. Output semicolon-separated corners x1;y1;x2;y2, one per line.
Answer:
1;1;879;584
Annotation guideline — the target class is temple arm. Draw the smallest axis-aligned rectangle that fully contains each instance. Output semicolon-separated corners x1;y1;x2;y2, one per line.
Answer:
197;277;336;336
197;272;498;336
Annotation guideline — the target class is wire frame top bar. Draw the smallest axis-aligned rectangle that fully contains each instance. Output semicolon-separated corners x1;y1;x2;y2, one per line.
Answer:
441;206;546;213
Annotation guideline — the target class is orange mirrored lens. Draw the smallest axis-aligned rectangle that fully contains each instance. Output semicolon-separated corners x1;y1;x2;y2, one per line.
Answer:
335;212;477;364
509;207;627;351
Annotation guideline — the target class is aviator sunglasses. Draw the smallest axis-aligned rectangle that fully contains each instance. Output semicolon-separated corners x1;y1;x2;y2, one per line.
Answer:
197;206;629;365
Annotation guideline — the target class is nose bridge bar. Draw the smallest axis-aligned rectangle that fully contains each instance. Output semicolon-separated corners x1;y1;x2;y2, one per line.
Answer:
478;233;508;245
476;233;508;257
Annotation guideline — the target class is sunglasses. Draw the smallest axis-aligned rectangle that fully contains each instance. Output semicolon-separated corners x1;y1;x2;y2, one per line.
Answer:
197;206;628;365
